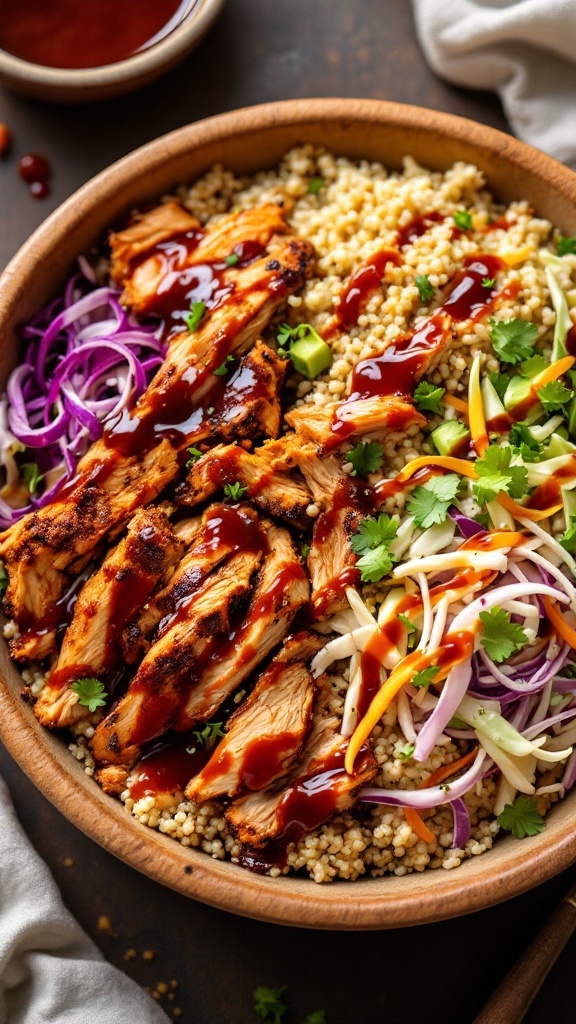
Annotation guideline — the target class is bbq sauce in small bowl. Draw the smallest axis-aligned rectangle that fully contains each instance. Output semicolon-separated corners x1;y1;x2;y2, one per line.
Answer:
0;0;197;70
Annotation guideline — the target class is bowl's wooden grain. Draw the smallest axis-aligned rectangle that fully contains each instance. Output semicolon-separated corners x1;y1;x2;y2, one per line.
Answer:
1;99;575;929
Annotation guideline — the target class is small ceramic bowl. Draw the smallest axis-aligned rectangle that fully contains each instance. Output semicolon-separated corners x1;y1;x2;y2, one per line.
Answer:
0;0;226;103
1;99;576;929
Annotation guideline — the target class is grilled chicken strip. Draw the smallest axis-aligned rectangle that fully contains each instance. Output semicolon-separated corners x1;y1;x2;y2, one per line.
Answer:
225;674;377;848
91;544;265;773
177;441;312;530
285;394;425;454
0;228;313;658
109;200;202;285
122;503;261;664
112;203;292;316
176;524;309;730
185;632;323;802
33;508;182;729
206;340;286;444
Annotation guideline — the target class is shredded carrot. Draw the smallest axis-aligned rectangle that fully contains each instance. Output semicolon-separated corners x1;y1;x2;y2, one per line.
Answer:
444;395;470;418
345;633;475;774
460;530;525;551
396;455;478;482
497;492;564;523
468;353;489;456
419;748;479;789
543;595;576;651
404;806;435;843
532;355;575;390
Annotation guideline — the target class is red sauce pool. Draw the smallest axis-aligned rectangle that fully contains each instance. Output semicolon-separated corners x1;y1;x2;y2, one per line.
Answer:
128;736;212;801
0;0;195;69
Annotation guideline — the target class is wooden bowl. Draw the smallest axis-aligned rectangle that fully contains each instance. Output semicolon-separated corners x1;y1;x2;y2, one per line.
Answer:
0;0;226;103
1;99;575;929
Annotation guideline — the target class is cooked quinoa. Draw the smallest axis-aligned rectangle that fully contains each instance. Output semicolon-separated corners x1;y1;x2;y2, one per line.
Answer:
10;147;576;882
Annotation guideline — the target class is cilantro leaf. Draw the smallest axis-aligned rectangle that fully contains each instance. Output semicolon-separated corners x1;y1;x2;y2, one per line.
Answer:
350;514;398;556
355;545;396;583
557;235;576;257
0;562;8;599
482;277;496;288
308;176;324;195
413;380;445;414
277;322;322;348
560;516;576;553
415;274;436;303
406;473;461;528
454;210;473;231
21;462;43;495
253;985;288;1024
398;613;416;634
186;721;225;754
223;481;248;501
509;422;543;463
300;543;311;561
497;796;546;839
399;742;415;761
304;1012;327;1024
488;371;512;403
70;677;106;713
345;441;384;477
213;355;236;377
413;666;440;689
225;252;239;266
472;444;528;504
186;300;206;333
479;606;529;663
489;317;538;364
520;354;548;378
186;446;203;469
537;380;574;412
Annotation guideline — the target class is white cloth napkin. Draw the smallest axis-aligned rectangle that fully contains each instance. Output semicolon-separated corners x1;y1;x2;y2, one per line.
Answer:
412;0;576;166
0;775;169;1024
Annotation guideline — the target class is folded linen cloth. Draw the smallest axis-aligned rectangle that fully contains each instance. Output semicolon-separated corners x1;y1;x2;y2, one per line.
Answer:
0;775;169;1024
412;0;576;166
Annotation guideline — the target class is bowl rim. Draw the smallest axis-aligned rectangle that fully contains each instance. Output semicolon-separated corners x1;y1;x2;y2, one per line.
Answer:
0;0;226;86
1;97;576;930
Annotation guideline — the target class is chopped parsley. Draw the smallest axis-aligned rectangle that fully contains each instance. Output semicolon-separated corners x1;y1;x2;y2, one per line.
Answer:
489;317;538;364
70;677;107;713
225;252;239;266
488;371;512;403
479;606;529;663
206;406;215;415
186;300;206;333
509;422;543;463
345;440;384;477
406;473;461;528
213;354;236;377
300;543;311;561
413;380;445;414
253;985;289;1024
186;446;203;469
497;796;546;839
415;274;436;303
21;462;42;495
413;665;440;689
537;379;574;412
398;613;416;634
472;443;528;504
481;277;496;288
350;513;398;583
399;742;415;761
560;517;576;553
0;563;8;599
454;210;473;231
223;481;248;502
308;176;324;195
556;235;576;257
186;721;225;755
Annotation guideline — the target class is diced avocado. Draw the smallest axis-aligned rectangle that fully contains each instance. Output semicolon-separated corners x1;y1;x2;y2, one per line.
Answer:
503;376;542;424
542;432;576;459
288;335;332;379
430;420;470;456
481;376;506;424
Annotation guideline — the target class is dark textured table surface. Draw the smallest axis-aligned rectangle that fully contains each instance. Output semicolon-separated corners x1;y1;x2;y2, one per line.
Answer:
0;2;575;1023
